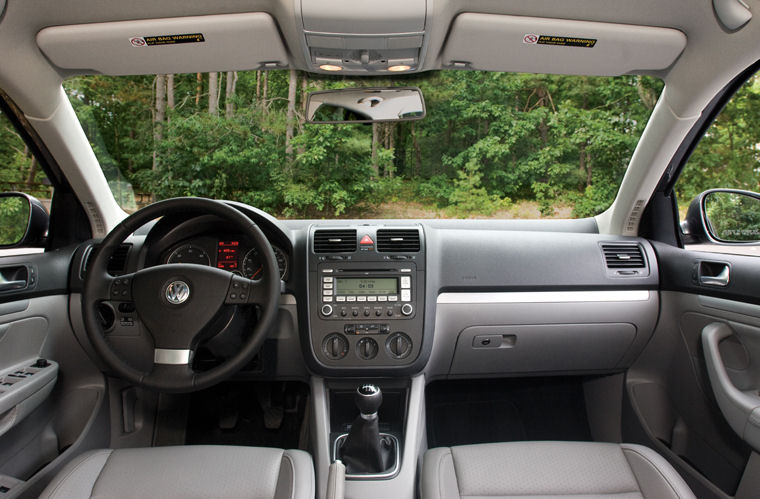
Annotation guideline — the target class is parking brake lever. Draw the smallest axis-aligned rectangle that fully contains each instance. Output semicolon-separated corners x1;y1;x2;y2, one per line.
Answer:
326;460;345;499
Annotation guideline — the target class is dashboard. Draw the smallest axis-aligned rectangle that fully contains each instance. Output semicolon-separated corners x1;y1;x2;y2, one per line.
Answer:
67;203;663;380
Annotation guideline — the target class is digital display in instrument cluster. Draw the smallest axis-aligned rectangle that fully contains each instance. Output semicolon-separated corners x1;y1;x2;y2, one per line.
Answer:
216;240;239;270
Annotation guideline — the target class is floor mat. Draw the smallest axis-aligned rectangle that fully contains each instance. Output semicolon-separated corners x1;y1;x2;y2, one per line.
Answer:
185;381;309;449
426;377;592;448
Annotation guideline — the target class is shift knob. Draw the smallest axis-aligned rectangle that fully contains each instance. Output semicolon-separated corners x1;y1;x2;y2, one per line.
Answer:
355;383;382;416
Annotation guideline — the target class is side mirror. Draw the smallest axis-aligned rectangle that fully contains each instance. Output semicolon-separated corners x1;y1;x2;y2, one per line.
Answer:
683;189;760;243
0;192;49;247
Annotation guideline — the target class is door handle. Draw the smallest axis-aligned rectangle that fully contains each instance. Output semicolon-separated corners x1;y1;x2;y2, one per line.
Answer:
698;261;730;287
0;280;27;291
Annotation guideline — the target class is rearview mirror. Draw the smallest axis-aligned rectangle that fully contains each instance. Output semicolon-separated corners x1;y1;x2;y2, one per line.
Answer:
306;87;425;124
0;192;49;247
683;189;760;243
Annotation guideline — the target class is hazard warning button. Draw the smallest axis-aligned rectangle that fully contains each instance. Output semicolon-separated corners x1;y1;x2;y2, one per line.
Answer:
360;235;374;245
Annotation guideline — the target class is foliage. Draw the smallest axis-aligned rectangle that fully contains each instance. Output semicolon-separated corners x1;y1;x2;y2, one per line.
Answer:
0;195;29;245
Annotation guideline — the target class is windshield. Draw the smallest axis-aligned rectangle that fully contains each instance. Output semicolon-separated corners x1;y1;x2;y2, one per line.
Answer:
65;70;662;219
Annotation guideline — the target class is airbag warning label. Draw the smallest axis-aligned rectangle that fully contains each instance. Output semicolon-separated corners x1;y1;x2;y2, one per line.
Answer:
523;34;597;48
129;33;205;47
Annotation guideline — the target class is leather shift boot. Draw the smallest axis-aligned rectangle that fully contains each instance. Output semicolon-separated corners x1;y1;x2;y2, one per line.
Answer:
339;415;394;474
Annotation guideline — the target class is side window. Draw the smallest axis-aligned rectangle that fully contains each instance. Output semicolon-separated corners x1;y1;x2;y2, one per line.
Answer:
0;107;53;251
677;73;760;256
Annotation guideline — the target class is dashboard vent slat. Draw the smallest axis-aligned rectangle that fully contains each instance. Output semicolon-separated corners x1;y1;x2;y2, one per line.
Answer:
601;243;645;269
313;229;357;253
376;229;421;252
82;243;132;276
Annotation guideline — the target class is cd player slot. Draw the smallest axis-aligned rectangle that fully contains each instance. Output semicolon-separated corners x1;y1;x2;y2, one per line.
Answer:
335;268;396;273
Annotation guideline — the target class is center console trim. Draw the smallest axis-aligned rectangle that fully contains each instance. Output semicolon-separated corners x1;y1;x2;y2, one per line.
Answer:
332;433;401;480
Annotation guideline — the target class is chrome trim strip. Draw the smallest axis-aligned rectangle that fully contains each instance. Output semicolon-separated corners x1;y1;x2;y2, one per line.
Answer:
153;348;192;365
332;433;400;480
437;290;651;304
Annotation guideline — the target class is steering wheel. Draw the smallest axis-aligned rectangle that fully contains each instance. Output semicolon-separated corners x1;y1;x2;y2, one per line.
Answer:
82;197;280;393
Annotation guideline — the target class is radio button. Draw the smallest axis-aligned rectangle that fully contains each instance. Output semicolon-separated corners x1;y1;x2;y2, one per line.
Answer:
321;304;333;316
357;296;367;302
401;268;412;273
323;283;333;289
401;290;411;302
340;309;347;317
367;296;377;302
352;309;359;317
323;296;333;302
387;309;394;317
336;296;346;302
375;309;382;317
347;296;357;302
377;296;388;302
323;289;333;296
400;276;411;289
323;276;334;282
388;295;398;302
322;269;334;273
364;309;371;317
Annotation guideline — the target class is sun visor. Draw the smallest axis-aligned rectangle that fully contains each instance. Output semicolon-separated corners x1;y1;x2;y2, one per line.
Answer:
37;13;288;75
441;14;686;76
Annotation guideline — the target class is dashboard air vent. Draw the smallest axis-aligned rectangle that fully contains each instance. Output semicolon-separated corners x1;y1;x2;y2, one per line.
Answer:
82;243;132;276
376;229;421;252
313;229;357;253
602;243;645;269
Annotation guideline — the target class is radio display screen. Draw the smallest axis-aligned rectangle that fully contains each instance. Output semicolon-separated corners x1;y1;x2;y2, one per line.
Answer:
335;278;398;295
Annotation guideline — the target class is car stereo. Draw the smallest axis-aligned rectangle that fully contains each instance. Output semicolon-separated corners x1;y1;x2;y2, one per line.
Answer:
307;226;425;369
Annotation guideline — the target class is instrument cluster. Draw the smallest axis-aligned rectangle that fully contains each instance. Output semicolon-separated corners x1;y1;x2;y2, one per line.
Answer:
163;235;289;281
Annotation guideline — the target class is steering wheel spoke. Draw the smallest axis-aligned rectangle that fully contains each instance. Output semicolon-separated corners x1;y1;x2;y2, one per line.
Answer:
154;348;194;366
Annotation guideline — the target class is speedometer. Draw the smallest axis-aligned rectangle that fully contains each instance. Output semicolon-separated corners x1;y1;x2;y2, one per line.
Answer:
242;246;288;280
167;244;210;266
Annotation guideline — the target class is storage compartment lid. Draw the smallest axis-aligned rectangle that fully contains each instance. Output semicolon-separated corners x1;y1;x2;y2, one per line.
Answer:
37;13;288;75
441;14;686;76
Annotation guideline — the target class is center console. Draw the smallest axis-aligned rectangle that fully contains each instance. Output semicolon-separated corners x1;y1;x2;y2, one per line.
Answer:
307;225;425;369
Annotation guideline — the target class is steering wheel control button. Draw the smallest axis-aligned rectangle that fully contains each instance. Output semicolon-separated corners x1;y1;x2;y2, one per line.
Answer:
110;278;132;301
322;333;348;360
165;280;191;305
321;304;334;316
401;303;414;316
386;333;412;359
356;337;379;360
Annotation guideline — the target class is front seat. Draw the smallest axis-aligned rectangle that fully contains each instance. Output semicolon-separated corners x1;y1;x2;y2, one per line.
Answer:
39;445;314;499
422;441;695;499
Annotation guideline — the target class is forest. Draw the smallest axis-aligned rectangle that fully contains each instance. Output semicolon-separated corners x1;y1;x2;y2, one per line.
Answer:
1;69;758;219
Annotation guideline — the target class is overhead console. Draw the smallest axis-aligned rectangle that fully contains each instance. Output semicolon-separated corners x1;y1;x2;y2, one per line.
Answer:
307;225;425;371
297;0;429;74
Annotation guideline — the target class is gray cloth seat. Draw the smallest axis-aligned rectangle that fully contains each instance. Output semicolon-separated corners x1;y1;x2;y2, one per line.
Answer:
422;441;696;499
39;445;314;499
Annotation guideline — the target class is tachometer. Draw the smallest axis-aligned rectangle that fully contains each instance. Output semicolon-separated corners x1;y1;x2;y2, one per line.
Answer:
167;244;210;266
242;246;288;280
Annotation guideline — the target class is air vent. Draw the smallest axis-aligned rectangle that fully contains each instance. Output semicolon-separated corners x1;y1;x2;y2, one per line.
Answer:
82;243;132;276
313;229;357;253
376;229;421;252
602;243;645;269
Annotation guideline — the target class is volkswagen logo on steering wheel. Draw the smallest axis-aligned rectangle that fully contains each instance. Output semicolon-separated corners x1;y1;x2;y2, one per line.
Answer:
165;280;190;305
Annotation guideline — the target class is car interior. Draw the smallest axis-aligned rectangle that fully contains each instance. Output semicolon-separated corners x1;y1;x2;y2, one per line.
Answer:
1;0;760;498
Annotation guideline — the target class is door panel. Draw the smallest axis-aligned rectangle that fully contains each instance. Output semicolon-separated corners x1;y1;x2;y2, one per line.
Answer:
625;241;760;497
0;248;108;498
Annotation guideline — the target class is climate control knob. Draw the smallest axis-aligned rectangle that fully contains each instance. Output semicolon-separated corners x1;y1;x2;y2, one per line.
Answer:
356;337;379;360
321;304;333;316
401;303;414;316
386;332;413;360
322;333;348;360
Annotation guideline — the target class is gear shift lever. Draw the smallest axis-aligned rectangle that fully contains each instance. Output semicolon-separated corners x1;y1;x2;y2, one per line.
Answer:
338;384;394;474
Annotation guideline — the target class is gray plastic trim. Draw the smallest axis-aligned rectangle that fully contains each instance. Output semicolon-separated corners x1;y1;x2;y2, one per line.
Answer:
437;290;651;304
